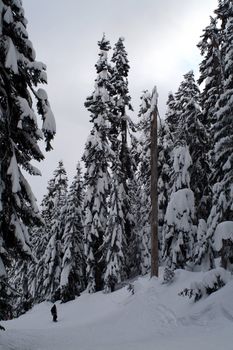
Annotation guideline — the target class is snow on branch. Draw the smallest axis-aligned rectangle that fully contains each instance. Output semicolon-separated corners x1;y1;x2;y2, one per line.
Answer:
213;221;233;251
7;152;21;193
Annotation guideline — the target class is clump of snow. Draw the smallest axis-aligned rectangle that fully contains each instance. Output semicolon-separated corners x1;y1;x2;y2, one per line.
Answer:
7;153;21;193
20;175;39;213
197;219;207;242
3;7;14;24
37;88;56;136
180;268;232;302
213;221;233;251
12;0;22;9
165;188;195;228
173;145;192;190
5;37;18;74
10;213;32;256
200;268;231;289
17;96;37;126
14;21;28;39
60;264;70;288
37;88;48;100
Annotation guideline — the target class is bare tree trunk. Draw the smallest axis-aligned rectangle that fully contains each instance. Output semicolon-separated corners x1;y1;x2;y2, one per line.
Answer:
150;98;158;278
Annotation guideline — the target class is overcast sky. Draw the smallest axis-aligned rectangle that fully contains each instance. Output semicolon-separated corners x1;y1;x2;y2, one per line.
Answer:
22;0;218;204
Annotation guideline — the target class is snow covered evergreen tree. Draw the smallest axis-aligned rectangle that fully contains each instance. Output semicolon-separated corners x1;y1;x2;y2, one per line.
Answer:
111;37;134;171
60;163;85;302
110;37;135;276
157;121;172;259
173;72;211;220
83;35;112;293
183;98;210;220
8;256;34;317
174;71;201;141
192;12;227;270
40;178;56;245
162;145;196;270
136;90;152;275
24;177;56;303
36;161;67;301
198;16;224;128
207;5;233;247
165;92;178;135
0;1;55;316
193;218;215;271
104;144;126;292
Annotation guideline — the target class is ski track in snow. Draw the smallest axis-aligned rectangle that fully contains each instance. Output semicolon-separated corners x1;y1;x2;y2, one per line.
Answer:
1;271;233;350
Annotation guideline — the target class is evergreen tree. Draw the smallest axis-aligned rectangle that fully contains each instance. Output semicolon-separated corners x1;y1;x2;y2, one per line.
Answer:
110;38;135;276
162;145;196;270
174;71;199;136
192;0;233;272
111;37;133;160
157;121;172;259
136;90;151;275
207;7;233;244
193;218;215;271
37;161;68;301
0;1;55;316
198;16;224;128
173;72;211;220
8;257;34;317
183;98;211;219
27;178;56;303
40;177;56;244
60;163;86;302
83;35;112;293
165;92;178;135
104;145;126;292
174;71;201;142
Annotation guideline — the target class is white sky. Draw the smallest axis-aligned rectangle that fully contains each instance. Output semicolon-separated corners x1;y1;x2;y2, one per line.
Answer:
22;0;218;204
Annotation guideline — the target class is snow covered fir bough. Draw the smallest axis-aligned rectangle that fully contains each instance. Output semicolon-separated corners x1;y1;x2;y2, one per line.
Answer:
0;0;233;348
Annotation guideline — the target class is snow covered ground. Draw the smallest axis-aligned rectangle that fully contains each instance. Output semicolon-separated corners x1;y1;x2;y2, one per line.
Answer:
1;269;233;350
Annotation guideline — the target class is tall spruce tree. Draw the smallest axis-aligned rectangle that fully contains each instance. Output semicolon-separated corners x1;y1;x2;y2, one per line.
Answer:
110;37;135;277
198;16;224;128
26;177;56;303
83;35;112;293
162;145;196;270
60;163;85;302
165;92;179;135
40;177;56;244
0;1;55;317
104;143;126;292
190;15;226;270
136;90;152;275
174;71;201;140
207;4;233;245
37;161;68;301
157;121;172;259
174;72;210;220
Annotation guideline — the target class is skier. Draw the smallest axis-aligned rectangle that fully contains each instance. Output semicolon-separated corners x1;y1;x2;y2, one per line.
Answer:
51;304;57;322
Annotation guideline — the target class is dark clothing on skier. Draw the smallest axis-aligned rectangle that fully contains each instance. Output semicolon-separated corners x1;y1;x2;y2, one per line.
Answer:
51;304;57;322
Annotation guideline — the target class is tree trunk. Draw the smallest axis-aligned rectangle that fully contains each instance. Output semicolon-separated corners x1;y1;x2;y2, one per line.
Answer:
150;101;158;277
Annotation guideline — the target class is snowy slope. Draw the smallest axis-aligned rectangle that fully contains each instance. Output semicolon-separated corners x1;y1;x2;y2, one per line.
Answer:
1;269;233;350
